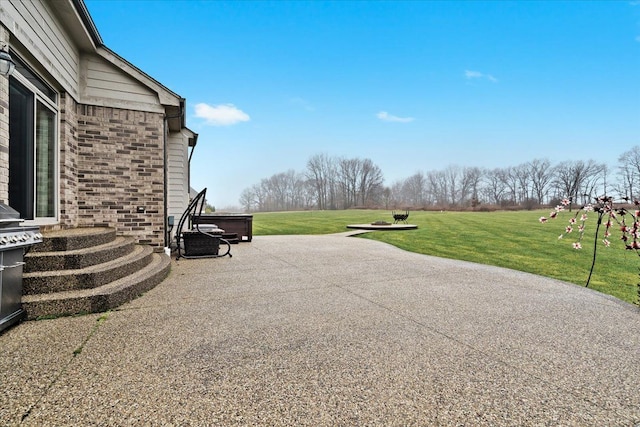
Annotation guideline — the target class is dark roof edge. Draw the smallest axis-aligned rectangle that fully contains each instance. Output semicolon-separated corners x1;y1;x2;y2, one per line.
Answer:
72;0;185;125
97;45;183;102
72;0;103;47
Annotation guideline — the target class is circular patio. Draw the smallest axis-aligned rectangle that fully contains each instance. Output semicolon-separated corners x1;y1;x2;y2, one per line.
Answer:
346;223;418;230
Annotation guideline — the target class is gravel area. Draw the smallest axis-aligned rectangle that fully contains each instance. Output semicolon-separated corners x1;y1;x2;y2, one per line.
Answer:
2;233;639;426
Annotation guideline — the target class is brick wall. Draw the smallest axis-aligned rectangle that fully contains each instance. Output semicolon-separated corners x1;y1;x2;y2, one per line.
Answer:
0;25;9;203
76;105;165;248
58;92;79;228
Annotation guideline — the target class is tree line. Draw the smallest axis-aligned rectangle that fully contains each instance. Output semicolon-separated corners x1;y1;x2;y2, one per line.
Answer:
238;147;640;212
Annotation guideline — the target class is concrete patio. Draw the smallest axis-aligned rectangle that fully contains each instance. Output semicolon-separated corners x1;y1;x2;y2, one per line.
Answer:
1;233;639;426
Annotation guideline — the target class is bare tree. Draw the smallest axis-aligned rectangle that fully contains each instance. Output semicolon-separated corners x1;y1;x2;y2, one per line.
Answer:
306;153;335;210
443;165;462;206
617;146;640;200
426;170;447;207
250;183;267;212
251;170;309;211
337;158;361;208
358;158;384;206
514;163;532;204
529;158;554;204
334;157;385;208
401;172;427;207
552;160;604;205
390;180;405;207
483;168;508;205
239;187;256;212
500;166;519;205
581;163;607;202
381;186;392;209
460;167;483;206
238;149;640;212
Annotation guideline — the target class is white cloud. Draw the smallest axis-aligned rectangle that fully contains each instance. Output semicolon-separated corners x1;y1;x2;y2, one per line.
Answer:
376;111;415;123
465;70;498;83
194;103;250;126
289;97;315;111
465;70;483;79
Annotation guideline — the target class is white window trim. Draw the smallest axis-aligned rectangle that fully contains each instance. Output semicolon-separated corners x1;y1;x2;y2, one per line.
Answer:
11;65;60;226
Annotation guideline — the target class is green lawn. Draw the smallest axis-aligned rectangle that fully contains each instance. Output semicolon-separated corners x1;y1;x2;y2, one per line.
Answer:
252;209;640;304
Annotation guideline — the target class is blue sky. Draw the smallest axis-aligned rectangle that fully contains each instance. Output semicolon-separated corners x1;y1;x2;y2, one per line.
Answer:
85;0;640;209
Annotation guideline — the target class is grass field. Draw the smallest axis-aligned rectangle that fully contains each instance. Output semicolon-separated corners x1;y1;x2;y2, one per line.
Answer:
252;209;640;305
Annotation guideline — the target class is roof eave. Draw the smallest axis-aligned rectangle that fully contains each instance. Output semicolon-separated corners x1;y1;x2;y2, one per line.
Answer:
71;0;103;47
70;0;187;129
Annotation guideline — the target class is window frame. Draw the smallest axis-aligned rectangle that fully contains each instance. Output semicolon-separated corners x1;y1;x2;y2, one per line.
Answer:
9;55;59;225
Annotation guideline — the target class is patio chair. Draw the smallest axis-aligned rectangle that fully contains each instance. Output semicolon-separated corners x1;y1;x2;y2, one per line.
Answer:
175;188;232;260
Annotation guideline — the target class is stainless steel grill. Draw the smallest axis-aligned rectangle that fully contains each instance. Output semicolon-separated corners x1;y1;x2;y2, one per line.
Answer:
0;203;42;333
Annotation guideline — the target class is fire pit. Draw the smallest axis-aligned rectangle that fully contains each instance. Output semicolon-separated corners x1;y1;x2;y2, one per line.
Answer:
392;210;410;224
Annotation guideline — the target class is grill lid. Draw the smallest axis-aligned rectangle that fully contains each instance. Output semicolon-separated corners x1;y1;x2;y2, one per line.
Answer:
0;202;23;226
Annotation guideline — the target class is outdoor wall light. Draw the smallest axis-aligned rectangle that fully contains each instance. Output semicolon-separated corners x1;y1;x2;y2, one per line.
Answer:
0;45;15;77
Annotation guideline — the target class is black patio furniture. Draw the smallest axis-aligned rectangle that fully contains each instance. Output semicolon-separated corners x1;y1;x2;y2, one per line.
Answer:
175;188;232;260
392;210;410;224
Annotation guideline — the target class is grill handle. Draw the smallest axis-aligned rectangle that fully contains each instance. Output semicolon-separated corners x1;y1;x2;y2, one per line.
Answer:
0;261;26;271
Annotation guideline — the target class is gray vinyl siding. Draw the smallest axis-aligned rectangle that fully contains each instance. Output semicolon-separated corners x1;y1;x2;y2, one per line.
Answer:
0;0;80;98
1;2;168;112
167;132;190;237
81;54;163;113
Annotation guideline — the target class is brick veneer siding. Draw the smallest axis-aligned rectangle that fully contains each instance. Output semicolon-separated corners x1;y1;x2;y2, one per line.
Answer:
0;26;9;203
58;92;79;228
76;105;165;248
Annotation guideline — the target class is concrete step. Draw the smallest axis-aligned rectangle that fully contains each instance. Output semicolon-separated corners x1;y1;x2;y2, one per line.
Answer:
24;236;136;273
31;227;116;253
23;245;154;295
22;253;171;320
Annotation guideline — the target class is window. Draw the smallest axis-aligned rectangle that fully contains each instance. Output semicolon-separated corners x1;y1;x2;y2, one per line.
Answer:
8;55;58;221
36;101;56;217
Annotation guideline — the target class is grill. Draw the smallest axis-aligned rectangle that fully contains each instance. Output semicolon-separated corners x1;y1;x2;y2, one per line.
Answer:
0;203;42;333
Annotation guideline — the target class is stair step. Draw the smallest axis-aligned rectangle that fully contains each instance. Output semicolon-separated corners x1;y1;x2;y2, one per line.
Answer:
25;236;136;272
23;245;154;295
32;227;116;252
22;253;171;320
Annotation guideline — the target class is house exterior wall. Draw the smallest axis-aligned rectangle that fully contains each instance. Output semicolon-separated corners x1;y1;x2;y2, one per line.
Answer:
0;0;81;100
0;25;9;204
58;92;79;228
166;131;189;239
1;1;194;249
76;105;165;247
80;53;164;113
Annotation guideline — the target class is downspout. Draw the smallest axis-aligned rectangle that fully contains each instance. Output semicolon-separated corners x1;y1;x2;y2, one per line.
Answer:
163;102;185;249
188;138;196;167
187;132;198;204
163;117;168;248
